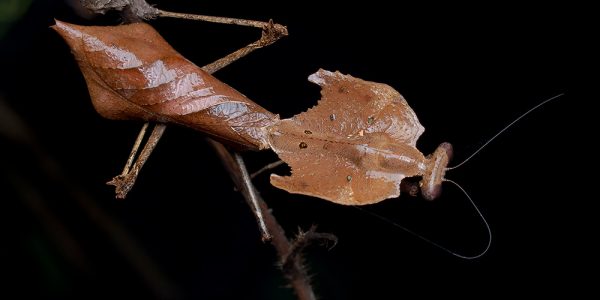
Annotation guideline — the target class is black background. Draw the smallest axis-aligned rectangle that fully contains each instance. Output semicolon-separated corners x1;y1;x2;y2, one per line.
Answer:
1;1;592;299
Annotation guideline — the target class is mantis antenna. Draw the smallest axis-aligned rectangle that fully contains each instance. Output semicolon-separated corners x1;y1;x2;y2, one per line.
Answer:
359;92;564;259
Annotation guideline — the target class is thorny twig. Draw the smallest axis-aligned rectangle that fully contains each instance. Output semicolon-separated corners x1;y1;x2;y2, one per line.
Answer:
283;226;338;279
208;140;337;300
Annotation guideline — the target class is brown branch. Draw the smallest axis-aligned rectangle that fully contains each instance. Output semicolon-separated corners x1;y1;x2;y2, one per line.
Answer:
282;226;337;281
208;139;336;300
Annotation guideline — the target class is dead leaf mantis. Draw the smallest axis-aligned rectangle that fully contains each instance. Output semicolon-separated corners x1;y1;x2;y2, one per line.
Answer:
55;3;562;258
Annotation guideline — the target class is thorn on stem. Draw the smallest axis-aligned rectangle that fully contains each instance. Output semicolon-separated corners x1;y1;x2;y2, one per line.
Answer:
281;226;337;278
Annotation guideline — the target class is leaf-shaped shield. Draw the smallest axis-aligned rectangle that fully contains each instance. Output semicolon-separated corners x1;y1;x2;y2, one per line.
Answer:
268;69;428;205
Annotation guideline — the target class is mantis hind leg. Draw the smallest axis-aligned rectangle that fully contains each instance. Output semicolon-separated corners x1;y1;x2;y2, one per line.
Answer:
109;11;287;198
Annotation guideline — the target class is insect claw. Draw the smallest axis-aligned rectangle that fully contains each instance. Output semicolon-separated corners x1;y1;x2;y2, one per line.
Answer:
107;174;134;199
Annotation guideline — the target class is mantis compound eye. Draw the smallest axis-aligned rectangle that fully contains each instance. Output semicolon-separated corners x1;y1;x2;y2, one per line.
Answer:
420;142;453;201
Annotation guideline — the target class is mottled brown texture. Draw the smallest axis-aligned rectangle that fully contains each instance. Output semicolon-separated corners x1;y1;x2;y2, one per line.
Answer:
81;0;159;19
53;20;278;150
268;69;451;205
